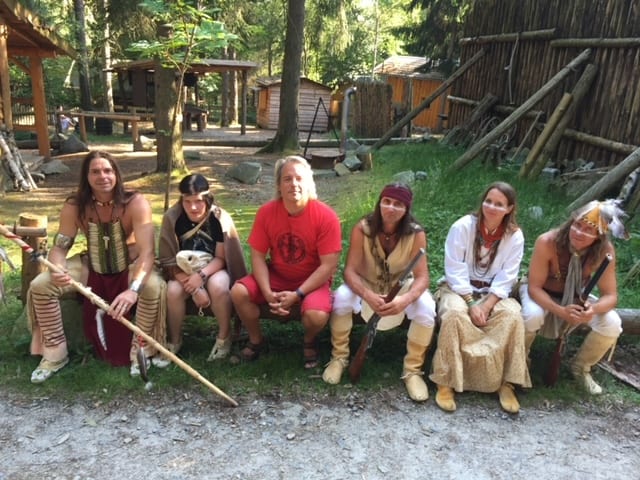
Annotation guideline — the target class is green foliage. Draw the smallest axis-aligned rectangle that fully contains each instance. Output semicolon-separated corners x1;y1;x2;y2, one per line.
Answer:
128;0;237;68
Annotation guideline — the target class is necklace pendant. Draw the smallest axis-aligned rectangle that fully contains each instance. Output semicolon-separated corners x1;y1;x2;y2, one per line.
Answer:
103;235;110;250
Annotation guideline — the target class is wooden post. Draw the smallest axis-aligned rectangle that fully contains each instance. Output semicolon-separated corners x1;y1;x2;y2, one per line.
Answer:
371;48;486;151
0;21;13;128
131;119;141;151
29;56;51;160
532;64;598;177
566;146;640;212
450;49;592;171
78;115;88;143
19;213;47;304
241;70;248;135
520;92;573;179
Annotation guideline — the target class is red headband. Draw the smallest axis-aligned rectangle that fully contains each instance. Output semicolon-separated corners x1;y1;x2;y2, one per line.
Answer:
380;185;412;209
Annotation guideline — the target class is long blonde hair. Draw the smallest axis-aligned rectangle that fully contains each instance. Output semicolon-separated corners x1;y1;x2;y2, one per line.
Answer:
273;155;317;200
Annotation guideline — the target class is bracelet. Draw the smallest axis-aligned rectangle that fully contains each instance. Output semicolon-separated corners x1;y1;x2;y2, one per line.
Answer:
296;288;306;300
467;300;479;308
129;279;142;294
198;270;207;284
462;293;474;305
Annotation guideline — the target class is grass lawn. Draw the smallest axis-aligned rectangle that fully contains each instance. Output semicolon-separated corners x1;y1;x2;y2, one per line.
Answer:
1;140;639;408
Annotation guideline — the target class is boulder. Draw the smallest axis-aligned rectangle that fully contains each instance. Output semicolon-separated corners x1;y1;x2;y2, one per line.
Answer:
227;161;262;184
58;135;89;155
392;170;415;185
39;159;71;175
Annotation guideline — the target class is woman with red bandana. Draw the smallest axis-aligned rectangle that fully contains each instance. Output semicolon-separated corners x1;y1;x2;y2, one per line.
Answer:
430;181;531;413
322;183;436;402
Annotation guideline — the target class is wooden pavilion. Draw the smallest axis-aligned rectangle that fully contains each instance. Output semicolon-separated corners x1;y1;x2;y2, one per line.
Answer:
110;58;258;134
0;0;75;158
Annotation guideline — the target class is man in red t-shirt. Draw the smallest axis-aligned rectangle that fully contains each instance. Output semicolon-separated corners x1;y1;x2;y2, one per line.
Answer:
231;155;342;369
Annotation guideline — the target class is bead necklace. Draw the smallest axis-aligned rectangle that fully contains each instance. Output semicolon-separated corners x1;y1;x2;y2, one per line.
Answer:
92;196;114;207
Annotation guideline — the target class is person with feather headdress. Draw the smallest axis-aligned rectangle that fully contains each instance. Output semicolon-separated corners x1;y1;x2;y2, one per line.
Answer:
520;199;628;394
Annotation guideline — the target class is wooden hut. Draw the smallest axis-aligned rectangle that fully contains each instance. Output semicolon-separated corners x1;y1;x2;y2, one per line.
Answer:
256;77;332;132
0;0;75;158
374;55;450;132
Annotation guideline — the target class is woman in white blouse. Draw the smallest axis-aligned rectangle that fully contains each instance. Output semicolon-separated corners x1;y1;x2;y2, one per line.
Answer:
430;182;531;413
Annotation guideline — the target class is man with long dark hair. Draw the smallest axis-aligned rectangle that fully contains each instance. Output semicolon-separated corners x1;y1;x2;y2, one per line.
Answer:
520;200;627;394
27;151;166;382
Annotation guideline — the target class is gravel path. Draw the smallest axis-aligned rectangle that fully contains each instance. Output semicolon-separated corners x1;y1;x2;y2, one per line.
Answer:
1;388;639;479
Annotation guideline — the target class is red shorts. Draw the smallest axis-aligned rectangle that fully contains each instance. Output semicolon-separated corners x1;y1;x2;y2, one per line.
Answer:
235;271;333;314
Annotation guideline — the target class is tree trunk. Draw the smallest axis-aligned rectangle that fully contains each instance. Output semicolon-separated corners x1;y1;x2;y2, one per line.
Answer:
155;63;184;173
74;0;94;129
261;0;305;153
101;0;114;112
520;92;573;179
220;47;229;127
229;47;238;125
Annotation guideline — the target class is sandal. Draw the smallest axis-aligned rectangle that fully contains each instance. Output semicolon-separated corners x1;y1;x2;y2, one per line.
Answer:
303;339;319;370
30;357;69;384
207;336;232;361
239;338;267;362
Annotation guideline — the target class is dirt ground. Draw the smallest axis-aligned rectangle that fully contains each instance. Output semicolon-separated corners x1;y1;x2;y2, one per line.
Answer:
2;136;640;479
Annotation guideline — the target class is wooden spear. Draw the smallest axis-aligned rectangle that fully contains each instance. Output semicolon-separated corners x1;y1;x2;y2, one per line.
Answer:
0;224;238;407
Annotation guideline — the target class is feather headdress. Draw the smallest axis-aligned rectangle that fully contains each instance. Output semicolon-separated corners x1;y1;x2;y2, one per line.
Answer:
574;199;629;239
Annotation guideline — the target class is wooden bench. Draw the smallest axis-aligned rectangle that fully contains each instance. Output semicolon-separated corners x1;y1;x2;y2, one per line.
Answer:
72;111;144;151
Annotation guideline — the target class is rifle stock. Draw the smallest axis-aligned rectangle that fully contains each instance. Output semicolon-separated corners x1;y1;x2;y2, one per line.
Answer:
543;253;612;387
348;248;425;384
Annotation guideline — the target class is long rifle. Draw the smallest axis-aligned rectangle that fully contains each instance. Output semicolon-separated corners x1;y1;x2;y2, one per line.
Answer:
0;224;238;407
544;253;612;387
348;248;425;384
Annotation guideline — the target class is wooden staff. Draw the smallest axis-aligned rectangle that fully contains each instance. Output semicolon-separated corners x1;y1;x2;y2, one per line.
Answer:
0;223;238;407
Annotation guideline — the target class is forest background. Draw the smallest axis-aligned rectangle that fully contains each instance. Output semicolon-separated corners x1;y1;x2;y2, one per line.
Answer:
10;0;465;126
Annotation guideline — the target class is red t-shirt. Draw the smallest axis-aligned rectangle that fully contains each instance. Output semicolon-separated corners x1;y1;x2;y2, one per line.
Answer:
248;199;342;284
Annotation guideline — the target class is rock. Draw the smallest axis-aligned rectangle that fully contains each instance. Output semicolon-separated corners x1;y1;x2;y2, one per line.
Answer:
342;155;362;172
392;170;415;185
139;135;155;151
541;167;560;180
58;135;89;155
334;163;351;177
345;138;361;153
528;206;544;219
314;168;338;179
226;161;262;184
39;159;71;175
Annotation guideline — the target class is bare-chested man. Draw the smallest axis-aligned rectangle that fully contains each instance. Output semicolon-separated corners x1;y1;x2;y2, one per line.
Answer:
27;151;166;383
520;199;627;394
